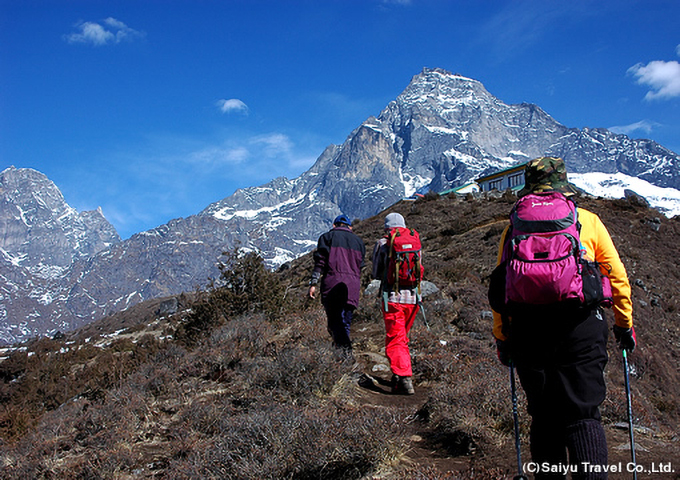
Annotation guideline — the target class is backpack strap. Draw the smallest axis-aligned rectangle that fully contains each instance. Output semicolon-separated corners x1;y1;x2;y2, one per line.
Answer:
382;232;395;311
409;228;421;293
388;228;401;292
415;250;422;294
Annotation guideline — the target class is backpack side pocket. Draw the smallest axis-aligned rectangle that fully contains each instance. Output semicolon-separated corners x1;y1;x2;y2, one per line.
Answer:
581;260;613;308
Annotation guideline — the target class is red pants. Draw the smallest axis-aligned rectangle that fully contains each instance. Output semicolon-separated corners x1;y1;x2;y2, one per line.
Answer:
383;302;419;376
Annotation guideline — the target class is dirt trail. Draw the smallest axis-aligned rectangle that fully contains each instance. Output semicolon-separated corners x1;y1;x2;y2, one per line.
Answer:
344;320;490;478
345;319;680;479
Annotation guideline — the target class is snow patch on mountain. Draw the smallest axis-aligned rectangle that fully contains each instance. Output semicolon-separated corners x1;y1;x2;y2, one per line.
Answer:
293;239;317;248
571;172;680;217
401;172;431;196
1;248;27;267
363;183;392;196
212;194;307;221
30;263;68;280
270;247;297;266
443;149;479;166
425;125;460;136
507;150;530;158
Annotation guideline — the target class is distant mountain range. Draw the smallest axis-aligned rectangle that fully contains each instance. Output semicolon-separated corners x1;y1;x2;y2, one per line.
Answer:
2;67;679;344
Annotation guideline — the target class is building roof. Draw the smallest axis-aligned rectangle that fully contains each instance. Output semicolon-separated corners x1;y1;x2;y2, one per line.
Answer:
439;182;479;196
475;162;527;183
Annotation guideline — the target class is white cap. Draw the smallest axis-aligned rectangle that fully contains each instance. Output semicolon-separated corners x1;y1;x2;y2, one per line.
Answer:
384;212;406;229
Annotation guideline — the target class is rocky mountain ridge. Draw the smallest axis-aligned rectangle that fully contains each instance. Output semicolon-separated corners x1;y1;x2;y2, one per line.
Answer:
2;67;679;344
0;167;120;343
0;166;119;270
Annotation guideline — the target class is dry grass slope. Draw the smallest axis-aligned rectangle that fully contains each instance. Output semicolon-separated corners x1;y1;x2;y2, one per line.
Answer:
1;192;678;479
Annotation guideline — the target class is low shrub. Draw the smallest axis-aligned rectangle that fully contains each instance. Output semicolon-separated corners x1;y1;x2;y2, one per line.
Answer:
166;402;408;479
176;246;290;346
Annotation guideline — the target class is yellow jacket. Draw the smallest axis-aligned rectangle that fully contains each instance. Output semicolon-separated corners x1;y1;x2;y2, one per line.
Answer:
492;207;633;341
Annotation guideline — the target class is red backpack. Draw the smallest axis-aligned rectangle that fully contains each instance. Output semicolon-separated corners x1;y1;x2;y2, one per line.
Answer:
385;227;424;291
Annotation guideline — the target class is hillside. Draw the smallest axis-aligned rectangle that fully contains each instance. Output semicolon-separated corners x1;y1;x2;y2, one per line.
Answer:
4;68;680;345
1;192;678;479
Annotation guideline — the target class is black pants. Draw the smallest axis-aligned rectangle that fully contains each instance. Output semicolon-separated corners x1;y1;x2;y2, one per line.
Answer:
510;307;609;479
322;283;354;352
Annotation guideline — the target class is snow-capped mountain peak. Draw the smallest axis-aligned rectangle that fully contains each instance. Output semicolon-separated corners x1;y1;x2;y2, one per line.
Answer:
2;68;679;344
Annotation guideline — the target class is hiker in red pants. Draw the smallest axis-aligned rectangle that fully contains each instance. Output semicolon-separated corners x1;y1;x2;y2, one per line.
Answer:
491;157;636;480
372;212;424;395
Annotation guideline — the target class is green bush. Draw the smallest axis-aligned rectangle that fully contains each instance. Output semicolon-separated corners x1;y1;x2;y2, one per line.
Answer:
176;246;287;346
217;247;286;318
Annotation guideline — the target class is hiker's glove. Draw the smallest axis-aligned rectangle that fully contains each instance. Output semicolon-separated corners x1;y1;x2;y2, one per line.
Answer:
496;339;512;366
613;325;636;352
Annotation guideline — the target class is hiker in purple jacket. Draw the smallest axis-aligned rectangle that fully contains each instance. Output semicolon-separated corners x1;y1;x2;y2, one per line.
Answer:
309;214;366;356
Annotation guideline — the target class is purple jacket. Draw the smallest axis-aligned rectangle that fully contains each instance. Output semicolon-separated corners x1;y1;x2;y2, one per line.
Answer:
311;226;366;307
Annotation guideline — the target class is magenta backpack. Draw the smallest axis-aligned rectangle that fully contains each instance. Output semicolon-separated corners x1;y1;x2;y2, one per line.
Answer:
488;191;613;316
503;191;584;304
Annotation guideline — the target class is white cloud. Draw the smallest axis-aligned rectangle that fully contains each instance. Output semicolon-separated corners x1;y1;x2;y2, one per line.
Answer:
609;120;660;136
182;133;294;169
217;99;249;114
65;17;144;46
628;55;680;100
189;146;250;166
225;147;250;163
132;130;313;198
251;133;293;158
65;22;113;46
103;17;144;43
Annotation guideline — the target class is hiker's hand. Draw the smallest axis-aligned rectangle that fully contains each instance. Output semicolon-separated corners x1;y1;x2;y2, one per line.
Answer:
496;339;511;366
308;285;317;299
613;325;636;351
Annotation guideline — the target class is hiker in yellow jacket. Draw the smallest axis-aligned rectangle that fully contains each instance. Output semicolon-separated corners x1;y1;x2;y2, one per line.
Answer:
491;157;635;480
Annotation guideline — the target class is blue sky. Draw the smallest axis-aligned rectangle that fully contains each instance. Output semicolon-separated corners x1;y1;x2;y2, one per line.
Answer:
1;0;679;239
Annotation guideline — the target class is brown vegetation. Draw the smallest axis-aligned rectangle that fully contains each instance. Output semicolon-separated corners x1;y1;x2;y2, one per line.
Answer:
1;193;678;479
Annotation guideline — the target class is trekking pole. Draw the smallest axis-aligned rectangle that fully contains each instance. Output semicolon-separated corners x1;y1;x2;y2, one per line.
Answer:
417;300;430;330
510;362;528;480
622;349;638;480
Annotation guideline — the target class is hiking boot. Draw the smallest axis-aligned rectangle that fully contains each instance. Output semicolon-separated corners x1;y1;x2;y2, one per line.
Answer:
391;375;415;395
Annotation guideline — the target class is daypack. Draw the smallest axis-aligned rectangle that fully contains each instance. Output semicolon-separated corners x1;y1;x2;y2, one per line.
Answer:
385;227;423;291
505;191;583;305
489;191;612;313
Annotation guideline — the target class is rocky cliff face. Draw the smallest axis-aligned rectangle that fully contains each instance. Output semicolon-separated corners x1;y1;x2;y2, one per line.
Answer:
0;167;121;342
2;68;679;344
0;167;119;269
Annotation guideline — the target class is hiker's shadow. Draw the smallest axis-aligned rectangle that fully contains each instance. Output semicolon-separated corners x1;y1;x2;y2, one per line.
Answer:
358;373;393;394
